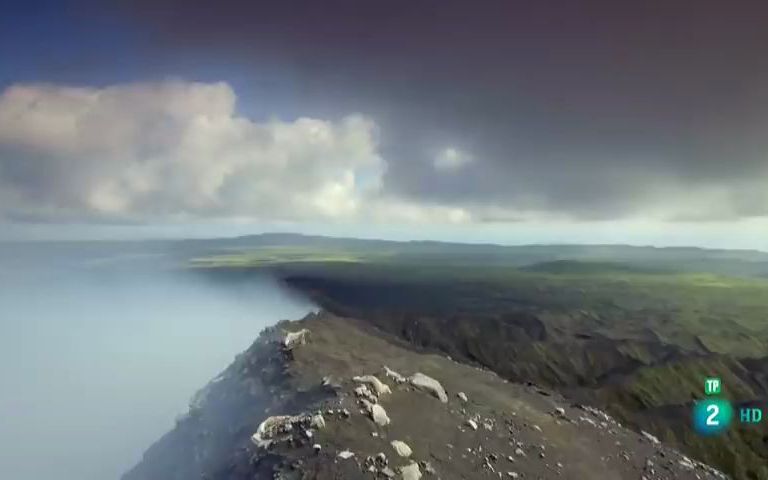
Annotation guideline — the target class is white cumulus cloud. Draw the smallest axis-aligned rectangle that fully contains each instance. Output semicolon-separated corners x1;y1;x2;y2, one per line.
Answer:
0;81;398;223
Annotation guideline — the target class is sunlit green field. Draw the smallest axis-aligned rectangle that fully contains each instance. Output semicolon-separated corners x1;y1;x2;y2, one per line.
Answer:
189;245;393;267
191;245;768;356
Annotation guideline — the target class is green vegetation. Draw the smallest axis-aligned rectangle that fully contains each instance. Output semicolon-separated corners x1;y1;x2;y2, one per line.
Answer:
189;245;387;267
187;234;768;479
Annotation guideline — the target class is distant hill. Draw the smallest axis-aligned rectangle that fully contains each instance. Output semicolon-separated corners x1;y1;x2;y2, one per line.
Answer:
177;232;768;278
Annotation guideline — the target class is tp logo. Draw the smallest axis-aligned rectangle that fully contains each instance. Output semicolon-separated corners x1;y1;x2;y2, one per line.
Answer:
704;377;721;395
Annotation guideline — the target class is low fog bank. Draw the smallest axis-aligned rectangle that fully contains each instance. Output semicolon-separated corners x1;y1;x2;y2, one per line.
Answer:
0;245;314;480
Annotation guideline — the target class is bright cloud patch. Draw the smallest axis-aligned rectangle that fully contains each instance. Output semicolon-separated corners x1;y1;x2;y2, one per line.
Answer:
0;81;390;222
433;147;472;171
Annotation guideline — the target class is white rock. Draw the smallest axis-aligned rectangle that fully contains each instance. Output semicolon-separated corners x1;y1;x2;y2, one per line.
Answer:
282;329;310;349
383;365;407;383
354;375;393;396
457;392;468;402
400;462;422;480
313;443;322;452
311;414;326;429
338;450;355;459
553;407;566;417
354;384;374;399
370;403;391;426
506;473;519;479
251;415;293;448
466;419;478;430
408;372;448;403
641;431;661;445
252;413;324;448
580;416;598;427
391;440;413;457
678;456;696;470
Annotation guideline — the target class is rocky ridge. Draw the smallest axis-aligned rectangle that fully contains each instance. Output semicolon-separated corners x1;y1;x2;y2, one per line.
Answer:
123;311;728;480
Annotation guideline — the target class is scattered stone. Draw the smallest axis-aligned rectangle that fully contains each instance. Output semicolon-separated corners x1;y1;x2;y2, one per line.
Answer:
381;467;396;478
251;413;324;448
514;448;526;457
400;462;422;480
383;365;407;383
353;375;392;396
419;460;436;475
641;431;661;445
483;456;496;473
369;403;391;426
466;419;478;430
282;329;310;350
354;384;373;398
408;373;448;403
252;416;293;448
553;407;566;418
579;416;598;428
338;450;355;460
678;456;696;471
376;452;389;467
457;392;468;402
483;418;495;431
391;440;413;457
310;413;326;429
506;473;519;479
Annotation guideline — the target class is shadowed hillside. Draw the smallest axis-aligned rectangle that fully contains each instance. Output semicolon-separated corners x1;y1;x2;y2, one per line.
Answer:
177;234;768;479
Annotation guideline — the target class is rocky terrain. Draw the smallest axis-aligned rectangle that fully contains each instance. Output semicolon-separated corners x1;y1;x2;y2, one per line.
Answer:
123;311;727;480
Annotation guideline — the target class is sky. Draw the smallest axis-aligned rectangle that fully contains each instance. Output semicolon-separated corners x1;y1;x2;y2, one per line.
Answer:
1;0;767;249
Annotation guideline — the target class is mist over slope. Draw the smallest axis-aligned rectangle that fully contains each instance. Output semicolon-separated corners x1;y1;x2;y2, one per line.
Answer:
0;243;312;480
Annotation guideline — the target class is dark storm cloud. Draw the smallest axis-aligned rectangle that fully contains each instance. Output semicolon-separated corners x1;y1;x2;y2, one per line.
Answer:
106;0;768;220
0;0;764;223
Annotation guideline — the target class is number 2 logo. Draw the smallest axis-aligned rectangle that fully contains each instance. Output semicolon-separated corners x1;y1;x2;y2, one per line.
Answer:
706;404;720;426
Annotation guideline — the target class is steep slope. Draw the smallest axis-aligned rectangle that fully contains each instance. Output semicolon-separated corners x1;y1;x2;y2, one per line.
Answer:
124;311;725;480
276;268;768;479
